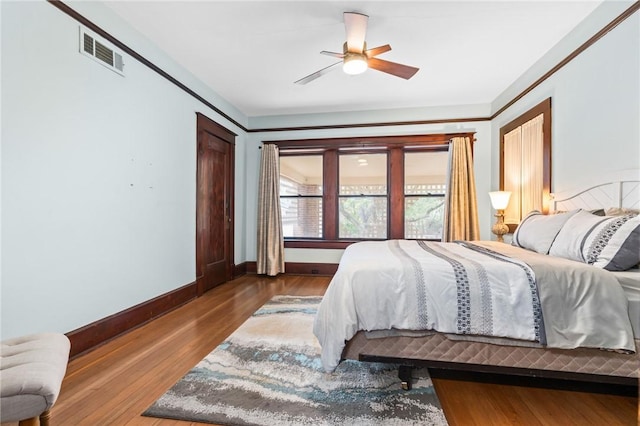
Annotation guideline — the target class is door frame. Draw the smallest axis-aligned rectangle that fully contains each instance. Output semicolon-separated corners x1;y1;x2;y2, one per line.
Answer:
195;112;236;296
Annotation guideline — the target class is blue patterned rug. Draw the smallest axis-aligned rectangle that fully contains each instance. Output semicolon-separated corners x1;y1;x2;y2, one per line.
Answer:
143;296;448;425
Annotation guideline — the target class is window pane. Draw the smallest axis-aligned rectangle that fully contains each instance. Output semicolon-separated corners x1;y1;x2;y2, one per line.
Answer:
280;155;323;238
280;156;322;196
404;151;448;194
405;196;444;239
339;153;387;195
404;151;447;239
280;197;322;238
339;197;387;239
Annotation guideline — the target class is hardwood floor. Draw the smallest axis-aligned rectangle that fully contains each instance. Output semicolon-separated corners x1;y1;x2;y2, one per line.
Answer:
9;274;637;426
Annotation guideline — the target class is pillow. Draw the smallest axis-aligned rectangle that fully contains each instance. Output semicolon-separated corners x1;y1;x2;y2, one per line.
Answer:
554;209;603;216
549;210;640;271
585;214;640;270
553;209;603;216
549;210;608;261
605;207;640;216
511;210;579;254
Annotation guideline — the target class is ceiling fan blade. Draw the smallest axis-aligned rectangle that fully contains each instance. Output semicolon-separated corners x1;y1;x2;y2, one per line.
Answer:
344;12;368;53
294;61;342;85
365;44;391;58
320;50;345;59
367;57;419;80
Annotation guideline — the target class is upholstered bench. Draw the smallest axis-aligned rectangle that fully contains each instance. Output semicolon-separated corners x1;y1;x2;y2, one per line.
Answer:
1;333;70;426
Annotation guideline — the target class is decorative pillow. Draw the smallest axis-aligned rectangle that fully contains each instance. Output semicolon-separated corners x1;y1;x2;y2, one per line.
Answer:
585;215;640;271
549;210;640;271
605;207;640;216
511;210;579;254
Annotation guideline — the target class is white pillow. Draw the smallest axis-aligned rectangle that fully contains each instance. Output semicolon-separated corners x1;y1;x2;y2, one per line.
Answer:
605;207;640;216
550;210;640;271
511;210;578;254
549;210;604;262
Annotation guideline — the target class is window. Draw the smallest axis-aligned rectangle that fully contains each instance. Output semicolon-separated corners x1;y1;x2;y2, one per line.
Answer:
339;153;388;239
273;133;474;248
280;155;322;238
500;98;551;232
404;151;448;239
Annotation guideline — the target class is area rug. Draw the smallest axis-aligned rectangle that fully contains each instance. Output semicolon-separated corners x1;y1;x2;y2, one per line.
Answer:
143;295;448;425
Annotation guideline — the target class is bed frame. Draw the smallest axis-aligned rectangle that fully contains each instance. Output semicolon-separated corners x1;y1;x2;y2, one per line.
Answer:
341;169;640;395
551;168;639;212
342;329;639;395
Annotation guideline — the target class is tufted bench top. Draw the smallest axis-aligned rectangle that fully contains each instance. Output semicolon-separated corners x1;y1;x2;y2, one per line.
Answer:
0;333;70;423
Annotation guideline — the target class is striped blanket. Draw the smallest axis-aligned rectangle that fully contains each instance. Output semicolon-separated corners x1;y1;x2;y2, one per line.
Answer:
314;240;636;373
314;240;544;372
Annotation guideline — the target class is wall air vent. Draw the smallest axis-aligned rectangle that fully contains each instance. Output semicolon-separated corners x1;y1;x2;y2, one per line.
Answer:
79;27;125;76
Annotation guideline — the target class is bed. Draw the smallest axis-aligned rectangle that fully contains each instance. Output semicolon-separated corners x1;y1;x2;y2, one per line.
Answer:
313;170;640;390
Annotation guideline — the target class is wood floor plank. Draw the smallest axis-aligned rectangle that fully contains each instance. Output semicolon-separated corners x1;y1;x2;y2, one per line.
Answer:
16;274;635;426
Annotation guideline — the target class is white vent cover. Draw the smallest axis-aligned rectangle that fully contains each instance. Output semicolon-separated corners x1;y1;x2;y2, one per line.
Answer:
79;27;125;76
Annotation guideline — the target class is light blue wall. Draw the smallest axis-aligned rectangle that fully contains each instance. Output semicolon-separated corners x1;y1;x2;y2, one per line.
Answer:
491;1;639;195
1;0;248;339
2;0;637;339
244;1;639;265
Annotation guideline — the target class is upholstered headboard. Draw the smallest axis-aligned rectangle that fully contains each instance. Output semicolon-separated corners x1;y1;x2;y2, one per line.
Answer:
551;169;640;212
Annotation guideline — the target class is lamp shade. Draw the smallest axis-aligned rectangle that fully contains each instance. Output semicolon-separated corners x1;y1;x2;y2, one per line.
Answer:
489;191;511;210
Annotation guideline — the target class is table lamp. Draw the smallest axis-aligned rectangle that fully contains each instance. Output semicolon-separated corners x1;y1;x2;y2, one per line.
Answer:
489;191;511;242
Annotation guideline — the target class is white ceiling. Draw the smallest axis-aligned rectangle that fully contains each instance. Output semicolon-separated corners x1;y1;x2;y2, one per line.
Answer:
104;1;603;118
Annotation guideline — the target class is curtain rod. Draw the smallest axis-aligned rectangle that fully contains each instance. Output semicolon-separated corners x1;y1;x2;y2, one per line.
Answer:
260;142;456;150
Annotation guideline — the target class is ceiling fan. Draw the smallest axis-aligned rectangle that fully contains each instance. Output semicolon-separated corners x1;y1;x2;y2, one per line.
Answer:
295;12;419;85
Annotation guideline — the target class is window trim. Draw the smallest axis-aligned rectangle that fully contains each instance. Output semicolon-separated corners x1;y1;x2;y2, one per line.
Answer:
271;132;475;249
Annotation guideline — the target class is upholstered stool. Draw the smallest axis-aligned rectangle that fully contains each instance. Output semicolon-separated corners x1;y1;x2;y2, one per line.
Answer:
1;333;70;426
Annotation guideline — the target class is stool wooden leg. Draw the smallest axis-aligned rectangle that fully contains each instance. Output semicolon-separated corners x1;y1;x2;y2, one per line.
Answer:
18;417;39;426
40;409;51;426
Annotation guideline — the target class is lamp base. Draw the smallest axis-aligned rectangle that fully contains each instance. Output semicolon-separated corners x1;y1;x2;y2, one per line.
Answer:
491;212;509;243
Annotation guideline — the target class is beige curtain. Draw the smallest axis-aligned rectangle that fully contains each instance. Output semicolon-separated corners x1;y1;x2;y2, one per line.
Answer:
520;114;544;214
503;113;544;223
443;136;480;242
503;127;522;224
257;144;285;276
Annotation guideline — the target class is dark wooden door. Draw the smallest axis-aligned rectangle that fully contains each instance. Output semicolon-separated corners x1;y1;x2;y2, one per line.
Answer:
196;113;235;295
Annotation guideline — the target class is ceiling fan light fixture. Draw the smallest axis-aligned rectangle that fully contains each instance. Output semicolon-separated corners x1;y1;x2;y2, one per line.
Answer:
343;54;368;75
294;12;419;84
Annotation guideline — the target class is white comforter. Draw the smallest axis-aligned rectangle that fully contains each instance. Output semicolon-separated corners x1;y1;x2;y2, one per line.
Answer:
313;240;635;372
